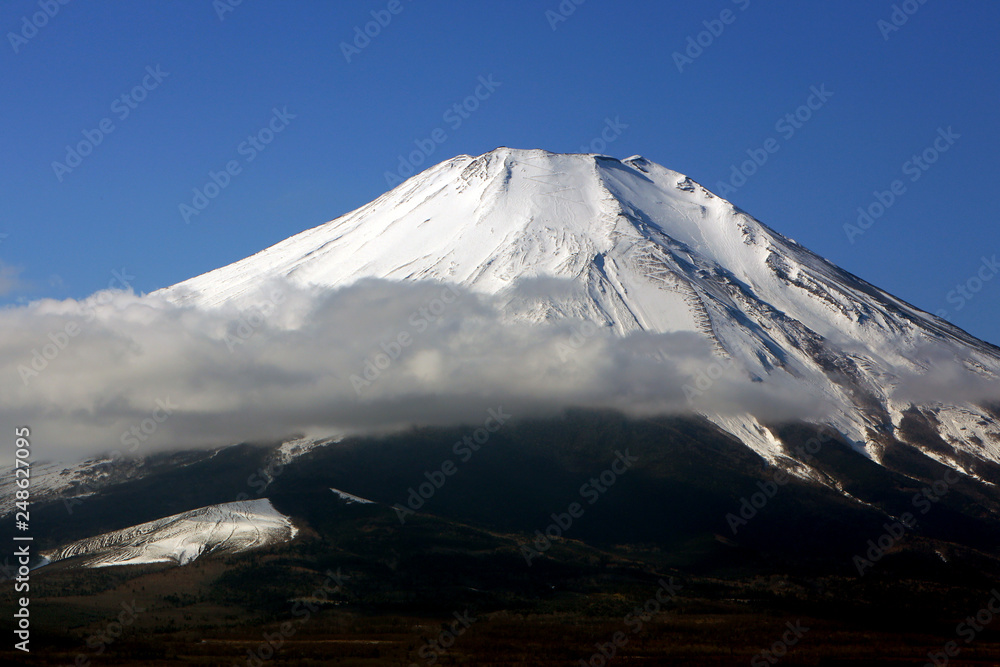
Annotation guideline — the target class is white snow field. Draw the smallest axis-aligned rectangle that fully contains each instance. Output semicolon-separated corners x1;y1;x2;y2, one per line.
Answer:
330;487;375;505
40;499;296;568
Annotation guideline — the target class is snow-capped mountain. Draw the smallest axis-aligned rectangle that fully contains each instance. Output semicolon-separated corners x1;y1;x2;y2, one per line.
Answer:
40;499;296;568
157;148;1000;481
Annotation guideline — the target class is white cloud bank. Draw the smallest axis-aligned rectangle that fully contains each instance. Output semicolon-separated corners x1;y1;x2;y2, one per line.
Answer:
4;277;984;465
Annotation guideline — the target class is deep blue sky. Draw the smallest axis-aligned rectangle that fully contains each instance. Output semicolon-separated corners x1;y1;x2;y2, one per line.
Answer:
2;1;998;343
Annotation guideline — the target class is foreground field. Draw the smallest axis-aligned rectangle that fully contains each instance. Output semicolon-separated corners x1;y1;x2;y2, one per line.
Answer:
6;549;1000;666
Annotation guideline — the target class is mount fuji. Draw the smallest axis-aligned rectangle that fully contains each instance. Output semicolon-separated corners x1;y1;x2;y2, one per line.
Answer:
12;150;1000;661
156;147;1000;485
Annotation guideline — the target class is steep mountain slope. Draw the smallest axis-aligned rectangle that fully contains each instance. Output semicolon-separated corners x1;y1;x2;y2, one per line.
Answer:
156;148;1000;481
13;413;1000;666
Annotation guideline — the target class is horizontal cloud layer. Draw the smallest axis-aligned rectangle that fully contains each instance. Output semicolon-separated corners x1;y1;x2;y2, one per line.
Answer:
4;277;985;465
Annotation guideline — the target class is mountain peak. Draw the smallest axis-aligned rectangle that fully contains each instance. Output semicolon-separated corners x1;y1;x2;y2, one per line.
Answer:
157;149;1000;472
161;149;713;312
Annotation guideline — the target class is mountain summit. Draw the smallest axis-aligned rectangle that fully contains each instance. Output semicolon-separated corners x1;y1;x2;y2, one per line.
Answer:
159;148;1000;479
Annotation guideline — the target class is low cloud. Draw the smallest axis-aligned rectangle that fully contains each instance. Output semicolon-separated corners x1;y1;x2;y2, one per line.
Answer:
889;342;1000;406
0;278;855;464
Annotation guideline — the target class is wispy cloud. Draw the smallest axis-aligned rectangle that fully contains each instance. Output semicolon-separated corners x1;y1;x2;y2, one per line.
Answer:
0;261;24;296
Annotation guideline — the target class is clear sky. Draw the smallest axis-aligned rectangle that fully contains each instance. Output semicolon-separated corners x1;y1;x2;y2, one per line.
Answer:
2;0;999;343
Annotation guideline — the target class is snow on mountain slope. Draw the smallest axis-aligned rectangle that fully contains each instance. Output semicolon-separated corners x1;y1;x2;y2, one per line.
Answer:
330;487;375;505
156;148;1000;479
276;435;343;465
40;499;296;568
0;449;221;518
0;457;132;518
0;436;336;523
